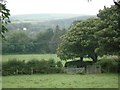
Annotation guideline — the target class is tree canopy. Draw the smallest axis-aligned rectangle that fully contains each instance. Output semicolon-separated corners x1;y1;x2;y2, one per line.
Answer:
57;18;101;62
96;5;120;55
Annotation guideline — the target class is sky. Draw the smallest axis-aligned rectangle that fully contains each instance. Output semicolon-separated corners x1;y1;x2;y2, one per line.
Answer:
7;0;114;15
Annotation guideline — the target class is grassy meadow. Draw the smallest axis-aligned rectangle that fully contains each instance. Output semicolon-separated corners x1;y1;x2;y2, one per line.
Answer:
2;54;117;62
2;74;118;88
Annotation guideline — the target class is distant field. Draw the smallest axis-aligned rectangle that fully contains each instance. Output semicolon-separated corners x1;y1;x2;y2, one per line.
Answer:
2;74;118;88
2;54;61;62
2;54;118;63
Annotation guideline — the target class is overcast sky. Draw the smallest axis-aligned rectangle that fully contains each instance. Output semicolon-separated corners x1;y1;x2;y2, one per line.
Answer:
7;0;114;15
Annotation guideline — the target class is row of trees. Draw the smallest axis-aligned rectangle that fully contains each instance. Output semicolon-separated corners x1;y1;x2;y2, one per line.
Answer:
2;25;66;54
57;5;120;62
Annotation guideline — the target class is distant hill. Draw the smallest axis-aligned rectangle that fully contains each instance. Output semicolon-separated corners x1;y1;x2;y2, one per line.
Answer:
10;14;84;23
40;15;96;28
10;14;96;23
8;14;96;32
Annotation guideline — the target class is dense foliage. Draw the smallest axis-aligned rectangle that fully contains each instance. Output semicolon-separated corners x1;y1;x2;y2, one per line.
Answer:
2;58;63;76
57;18;100;62
96;5;120;55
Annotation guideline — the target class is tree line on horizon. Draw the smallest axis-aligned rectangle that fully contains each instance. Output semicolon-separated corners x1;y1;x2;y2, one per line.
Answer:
2;25;66;54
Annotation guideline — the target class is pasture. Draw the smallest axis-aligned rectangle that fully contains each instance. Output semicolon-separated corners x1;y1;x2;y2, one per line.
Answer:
2;54;117;62
2;74;118;88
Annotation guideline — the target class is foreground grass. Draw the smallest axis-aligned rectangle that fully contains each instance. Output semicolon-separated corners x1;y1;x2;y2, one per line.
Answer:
2;73;118;88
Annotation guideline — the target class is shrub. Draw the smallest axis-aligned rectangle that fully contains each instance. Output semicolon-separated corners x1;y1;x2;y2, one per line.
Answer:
2;58;25;75
56;61;63;68
56;61;64;73
26;59;46;74
48;58;56;67
95;58;118;73
2;62;10;76
2;58;64;76
26;59;40;69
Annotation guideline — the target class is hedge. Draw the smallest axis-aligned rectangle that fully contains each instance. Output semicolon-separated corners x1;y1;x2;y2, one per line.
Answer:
2;58;64;76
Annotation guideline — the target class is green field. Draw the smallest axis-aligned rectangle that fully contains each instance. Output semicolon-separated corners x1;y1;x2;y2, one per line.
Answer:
2;74;118;88
2;54;61;62
2;54;117;62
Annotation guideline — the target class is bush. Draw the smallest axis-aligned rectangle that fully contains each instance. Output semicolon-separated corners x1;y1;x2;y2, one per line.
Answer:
95;58;118;73
56;61;63;68
26;59;40;69
2;58;25;75
48;58;56;67
2;58;64;76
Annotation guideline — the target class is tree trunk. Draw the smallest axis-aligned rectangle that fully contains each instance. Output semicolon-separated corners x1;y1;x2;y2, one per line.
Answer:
80;57;83;62
93;54;97;62
90;54;97;62
94;54;98;62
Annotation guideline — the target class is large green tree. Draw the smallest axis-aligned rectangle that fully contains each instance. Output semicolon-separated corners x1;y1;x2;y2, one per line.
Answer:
57;18;101;62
